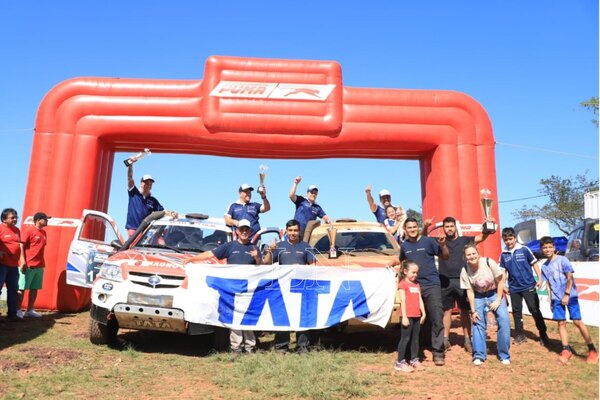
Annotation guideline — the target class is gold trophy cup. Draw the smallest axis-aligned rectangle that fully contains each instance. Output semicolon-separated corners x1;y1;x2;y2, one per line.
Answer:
124;148;151;167
328;224;338;259
480;188;496;234
258;164;268;195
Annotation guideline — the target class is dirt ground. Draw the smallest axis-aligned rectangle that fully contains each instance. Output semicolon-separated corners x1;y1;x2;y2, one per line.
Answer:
0;310;598;399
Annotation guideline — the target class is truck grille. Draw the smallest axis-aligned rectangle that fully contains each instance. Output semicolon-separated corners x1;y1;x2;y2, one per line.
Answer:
128;271;185;289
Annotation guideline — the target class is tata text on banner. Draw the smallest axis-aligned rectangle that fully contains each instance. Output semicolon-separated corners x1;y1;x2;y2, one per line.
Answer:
519;261;599;327
180;264;397;331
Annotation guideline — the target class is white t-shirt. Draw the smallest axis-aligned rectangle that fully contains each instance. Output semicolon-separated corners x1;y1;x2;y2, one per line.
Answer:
460;257;504;293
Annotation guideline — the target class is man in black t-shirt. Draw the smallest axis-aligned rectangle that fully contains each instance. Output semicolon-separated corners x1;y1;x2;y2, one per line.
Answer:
424;216;493;353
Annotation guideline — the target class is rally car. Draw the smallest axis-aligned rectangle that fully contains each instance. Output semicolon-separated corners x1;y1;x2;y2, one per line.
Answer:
303;219;402;325
66;210;232;348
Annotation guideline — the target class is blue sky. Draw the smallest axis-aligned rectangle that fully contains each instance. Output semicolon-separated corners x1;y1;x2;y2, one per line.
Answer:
1;1;598;238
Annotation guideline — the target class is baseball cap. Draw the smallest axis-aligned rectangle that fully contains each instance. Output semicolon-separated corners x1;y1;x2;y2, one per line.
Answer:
307;185;319;192
238;219;251;228
239;183;254;192
379;189;391;197
33;212;52;221
141;174;155;183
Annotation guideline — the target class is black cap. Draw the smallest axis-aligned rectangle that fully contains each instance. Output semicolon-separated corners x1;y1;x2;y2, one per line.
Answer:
33;212;52;221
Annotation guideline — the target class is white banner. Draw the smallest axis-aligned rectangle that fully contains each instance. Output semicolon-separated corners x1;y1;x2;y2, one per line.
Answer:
178;264;397;331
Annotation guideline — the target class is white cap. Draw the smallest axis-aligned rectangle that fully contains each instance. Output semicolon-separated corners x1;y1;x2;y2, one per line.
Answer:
141;174;155;183
379;189;391;197
239;183;254;192
307;185;319;192
238;219;251;228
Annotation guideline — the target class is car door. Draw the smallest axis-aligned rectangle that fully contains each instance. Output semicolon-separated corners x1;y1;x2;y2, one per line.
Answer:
67;210;124;288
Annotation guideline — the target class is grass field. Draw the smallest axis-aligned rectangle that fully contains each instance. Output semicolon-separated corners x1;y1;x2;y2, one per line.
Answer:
0;306;598;399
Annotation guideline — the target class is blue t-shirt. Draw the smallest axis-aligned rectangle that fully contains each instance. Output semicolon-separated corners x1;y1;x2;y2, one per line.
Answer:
212;240;260;265
272;240;316;265
400;236;441;287
126;186;164;230
226;201;262;236
541;255;578;301
499;243;537;293
373;205;386;224
293;195;326;231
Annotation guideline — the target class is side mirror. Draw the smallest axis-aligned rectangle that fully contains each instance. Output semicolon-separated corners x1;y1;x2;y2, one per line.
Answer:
110;239;123;250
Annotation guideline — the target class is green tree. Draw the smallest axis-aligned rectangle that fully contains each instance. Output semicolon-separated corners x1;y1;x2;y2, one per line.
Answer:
406;208;423;226
512;174;598;235
580;96;599;126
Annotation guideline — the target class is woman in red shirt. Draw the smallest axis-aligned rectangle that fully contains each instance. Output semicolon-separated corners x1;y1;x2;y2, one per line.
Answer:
0;208;26;321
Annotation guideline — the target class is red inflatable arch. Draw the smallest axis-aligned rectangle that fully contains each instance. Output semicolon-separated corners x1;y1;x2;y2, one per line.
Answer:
23;55;499;311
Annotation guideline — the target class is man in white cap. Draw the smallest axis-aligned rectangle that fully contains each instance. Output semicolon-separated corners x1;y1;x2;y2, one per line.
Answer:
289;176;330;236
225;183;271;237
365;184;395;224
126;164;164;237
186;219;262;353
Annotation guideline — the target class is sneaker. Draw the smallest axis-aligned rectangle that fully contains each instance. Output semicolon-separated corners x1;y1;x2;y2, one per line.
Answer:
410;359;425;371
587;350;598;364
559;349;573;364
513;334;527;345
539;334;550;348
394;360;414;373
473;359;483;366
501;359;511;365
24;310;42;318
433;355;445;366
16;310;24;319
444;338;451;352
464;340;472;353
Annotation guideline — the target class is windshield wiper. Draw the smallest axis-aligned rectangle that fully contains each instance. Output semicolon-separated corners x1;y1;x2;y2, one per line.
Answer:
354;248;394;255
134;243;184;254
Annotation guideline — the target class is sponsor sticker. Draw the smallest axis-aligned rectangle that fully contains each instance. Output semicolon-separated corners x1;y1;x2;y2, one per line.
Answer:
210;81;336;101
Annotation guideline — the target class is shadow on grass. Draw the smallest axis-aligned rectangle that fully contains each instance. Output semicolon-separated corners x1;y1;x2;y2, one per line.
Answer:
111;329;221;357
0;311;75;351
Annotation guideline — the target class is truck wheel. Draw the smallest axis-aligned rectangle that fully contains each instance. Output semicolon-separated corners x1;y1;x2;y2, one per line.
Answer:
211;327;230;352
89;317;119;345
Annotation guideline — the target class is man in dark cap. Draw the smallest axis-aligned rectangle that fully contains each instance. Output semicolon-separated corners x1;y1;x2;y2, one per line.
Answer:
16;212;51;318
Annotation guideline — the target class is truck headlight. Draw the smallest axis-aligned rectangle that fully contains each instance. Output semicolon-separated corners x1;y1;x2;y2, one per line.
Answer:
97;263;123;282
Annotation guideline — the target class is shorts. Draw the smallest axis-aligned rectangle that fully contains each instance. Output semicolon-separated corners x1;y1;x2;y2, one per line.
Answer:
18;267;44;290
551;296;582;321
441;277;469;311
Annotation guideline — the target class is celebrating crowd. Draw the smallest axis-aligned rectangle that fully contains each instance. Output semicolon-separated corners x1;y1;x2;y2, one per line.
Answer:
1;162;597;371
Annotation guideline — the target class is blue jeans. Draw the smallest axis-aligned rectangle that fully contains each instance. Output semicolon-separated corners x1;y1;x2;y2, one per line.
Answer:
472;290;510;362
0;265;20;318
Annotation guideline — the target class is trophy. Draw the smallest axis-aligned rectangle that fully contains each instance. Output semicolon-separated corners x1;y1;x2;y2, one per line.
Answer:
480;188;497;234
328;224;338;259
124;148;151;167
258;164;268;195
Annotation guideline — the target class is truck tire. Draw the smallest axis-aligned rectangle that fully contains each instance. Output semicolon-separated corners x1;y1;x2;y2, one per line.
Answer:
89;317;119;345
211;327;230;352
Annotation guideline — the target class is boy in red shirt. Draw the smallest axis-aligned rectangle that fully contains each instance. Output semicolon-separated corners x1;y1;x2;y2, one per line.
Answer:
17;212;51;318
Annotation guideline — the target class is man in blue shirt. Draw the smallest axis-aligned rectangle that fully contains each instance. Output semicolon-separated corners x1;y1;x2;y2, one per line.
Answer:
186;219;262;353
499;227;548;346
264;219;316;353
225;183;271;238
395;217;449;366
365;185;396;224
126;164;164;237
289;176;330;236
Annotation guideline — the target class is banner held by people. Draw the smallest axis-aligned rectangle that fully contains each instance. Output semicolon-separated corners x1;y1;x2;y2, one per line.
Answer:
181;264;396;331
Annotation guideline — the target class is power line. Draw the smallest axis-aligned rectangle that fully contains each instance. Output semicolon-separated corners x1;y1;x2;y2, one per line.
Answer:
500;184;599;204
496;141;598;160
